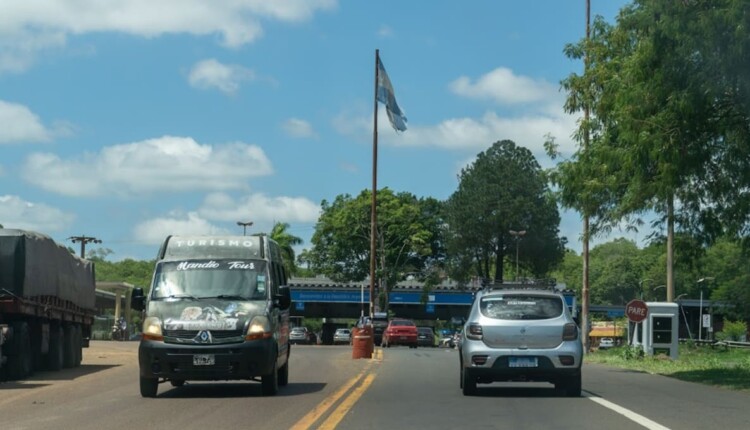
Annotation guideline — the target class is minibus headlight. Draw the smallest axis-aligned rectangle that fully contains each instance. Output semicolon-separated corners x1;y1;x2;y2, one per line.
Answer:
246;316;272;340
142;317;163;341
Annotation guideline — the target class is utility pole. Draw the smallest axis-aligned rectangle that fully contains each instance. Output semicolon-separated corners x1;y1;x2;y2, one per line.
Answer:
68;235;102;258
581;0;592;355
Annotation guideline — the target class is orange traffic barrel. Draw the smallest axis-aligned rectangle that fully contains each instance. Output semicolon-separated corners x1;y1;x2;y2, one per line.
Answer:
351;325;374;359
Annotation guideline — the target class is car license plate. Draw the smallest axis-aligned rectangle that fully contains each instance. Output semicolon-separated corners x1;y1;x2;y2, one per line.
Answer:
193;354;215;366
400;336;408;340
509;357;538;368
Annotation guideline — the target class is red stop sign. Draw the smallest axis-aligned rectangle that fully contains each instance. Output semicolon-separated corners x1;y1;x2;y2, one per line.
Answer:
625;299;648;322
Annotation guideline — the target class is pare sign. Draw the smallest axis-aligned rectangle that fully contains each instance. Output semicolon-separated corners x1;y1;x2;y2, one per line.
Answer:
625;299;648;323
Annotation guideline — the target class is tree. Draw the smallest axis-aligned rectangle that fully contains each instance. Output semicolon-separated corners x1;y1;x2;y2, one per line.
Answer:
93;257;155;293
308;188;444;312
699;237;750;321
445;140;565;284
557;1;750;302
269;222;303;276
550;250;582;296
589;239;645;305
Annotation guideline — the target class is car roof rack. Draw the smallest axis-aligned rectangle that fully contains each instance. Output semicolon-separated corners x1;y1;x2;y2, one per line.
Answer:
479;278;558;293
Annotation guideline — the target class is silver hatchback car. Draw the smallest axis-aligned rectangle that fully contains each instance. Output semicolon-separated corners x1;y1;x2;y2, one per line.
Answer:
459;286;582;396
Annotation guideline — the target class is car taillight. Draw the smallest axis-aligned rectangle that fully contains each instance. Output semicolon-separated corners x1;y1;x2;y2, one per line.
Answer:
466;323;483;340
562;323;578;341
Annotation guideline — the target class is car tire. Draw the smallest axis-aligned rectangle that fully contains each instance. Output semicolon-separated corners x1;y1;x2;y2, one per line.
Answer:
556;373;582;397
262;359;279;396
461;367;477;396
278;356;289;386
140;376;158;397
565;373;582;397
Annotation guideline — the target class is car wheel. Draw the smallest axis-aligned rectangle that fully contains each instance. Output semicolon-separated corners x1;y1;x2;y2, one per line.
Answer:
278;356;289;386
461;367;477;396
140;376;159;397
565;373;582;397
556;372;582;397
262;359;279;396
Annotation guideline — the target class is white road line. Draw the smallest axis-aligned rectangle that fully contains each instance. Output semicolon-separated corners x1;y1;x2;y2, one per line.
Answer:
584;391;671;430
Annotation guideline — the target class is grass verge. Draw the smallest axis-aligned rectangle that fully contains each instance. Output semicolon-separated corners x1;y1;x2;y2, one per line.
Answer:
585;344;750;392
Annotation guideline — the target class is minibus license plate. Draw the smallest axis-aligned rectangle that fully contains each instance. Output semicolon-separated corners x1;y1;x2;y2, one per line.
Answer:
193;354;215;366
509;357;537;368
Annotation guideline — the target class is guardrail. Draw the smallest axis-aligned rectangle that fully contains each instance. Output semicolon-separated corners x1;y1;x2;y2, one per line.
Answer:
679;338;750;349
715;340;750;349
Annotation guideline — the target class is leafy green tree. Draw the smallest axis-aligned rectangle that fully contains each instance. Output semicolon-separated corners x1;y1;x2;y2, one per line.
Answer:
294;248;317;277
309;188;444;312
445;140;565;284
557;1;750;302
699;237;750;321
589;239;645;305
92;257;155;293
269;222;303;276
550;250;582;295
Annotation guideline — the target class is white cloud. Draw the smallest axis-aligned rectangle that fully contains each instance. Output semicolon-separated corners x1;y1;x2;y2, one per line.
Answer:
335;106;578;161
282;118;317;138
21;135;274;197
0;0;337;73
0;100;55;144
378;25;394;38
198;192;321;223
133;211;230;245
0;195;75;231
450;67;561;105
188;59;256;95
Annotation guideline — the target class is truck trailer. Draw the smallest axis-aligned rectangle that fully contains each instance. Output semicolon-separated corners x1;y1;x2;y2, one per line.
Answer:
0;229;97;381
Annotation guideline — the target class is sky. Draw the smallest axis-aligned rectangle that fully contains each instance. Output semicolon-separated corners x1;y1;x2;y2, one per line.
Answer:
0;0;640;262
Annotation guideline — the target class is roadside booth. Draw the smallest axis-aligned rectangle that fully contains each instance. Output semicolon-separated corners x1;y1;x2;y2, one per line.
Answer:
627;300;679;359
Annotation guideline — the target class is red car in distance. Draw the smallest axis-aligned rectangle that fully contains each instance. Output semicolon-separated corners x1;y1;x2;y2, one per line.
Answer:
382;318;418;348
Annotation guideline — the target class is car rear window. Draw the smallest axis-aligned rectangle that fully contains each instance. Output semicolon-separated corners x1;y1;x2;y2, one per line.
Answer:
391;320;415;327
479;294;563;320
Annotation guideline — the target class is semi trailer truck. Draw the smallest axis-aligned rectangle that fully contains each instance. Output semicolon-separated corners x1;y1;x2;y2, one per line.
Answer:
0;229;97;381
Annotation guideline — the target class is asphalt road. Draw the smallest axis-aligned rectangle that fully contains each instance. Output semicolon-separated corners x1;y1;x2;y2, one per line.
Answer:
1;341;749;430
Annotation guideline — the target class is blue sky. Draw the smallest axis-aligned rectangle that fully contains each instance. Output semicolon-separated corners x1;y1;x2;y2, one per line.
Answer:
0;0;640;261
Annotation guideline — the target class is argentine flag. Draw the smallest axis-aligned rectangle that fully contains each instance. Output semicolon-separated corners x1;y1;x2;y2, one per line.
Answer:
377;57;408;132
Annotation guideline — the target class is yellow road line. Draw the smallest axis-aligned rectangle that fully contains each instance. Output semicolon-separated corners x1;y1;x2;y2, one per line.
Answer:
289;368;369;430
318;374;376;430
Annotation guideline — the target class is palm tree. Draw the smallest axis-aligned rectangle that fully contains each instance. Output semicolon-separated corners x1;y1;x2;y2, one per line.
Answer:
269;222;303;276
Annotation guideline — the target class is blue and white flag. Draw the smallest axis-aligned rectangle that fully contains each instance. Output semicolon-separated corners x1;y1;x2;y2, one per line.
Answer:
376;57;407;132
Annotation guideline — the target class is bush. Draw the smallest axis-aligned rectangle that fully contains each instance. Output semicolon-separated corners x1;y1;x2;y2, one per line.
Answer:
716;320;748;342
621;345;645;360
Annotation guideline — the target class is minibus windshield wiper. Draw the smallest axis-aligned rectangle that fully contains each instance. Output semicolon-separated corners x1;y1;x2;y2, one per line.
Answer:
201;294;254;300
155;293;199;300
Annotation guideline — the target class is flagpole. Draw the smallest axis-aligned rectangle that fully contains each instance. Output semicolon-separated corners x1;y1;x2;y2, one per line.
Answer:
369;49;379;319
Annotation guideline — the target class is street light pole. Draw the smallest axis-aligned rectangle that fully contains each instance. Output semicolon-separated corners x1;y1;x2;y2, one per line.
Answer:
639;278;652;299
236;221;254;236
509;230;526;282
68;235;102;258
654;285;666;301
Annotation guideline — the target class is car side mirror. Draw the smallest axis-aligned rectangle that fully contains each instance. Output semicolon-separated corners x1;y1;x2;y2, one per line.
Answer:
275;286;291;310
131;287;146;311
